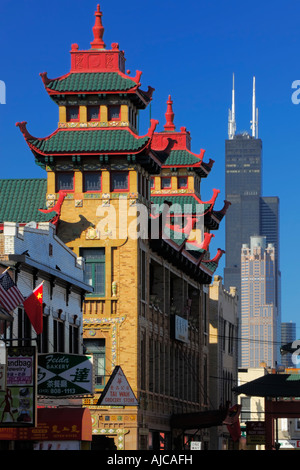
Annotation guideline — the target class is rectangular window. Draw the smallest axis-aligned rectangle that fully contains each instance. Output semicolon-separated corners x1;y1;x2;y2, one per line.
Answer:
67;106;79;122
108;105;120;121
241;396;251;422
53;318;65;352
84;172;101;192
81;248;105;296
161;177;171;189
56;172;74;191
84;339;106;388
87;106;100;121
37;315;49;353
69;324;79;354
150;177;155;189
178;176;188;188
111;172;128;192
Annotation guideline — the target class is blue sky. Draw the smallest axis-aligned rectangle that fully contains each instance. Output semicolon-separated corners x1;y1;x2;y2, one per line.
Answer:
0;0;300;331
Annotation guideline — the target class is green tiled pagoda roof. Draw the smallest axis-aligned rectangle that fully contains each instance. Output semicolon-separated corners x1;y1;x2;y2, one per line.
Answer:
0;179;54;224
163;150;202;166
151;195;210;214
46;72;138;93
28;129;150;154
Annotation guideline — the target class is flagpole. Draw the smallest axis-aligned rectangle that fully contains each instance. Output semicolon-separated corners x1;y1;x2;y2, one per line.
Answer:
1;267;10;275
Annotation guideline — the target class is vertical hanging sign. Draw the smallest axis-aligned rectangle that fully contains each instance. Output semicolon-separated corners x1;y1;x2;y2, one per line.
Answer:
0;346;37;427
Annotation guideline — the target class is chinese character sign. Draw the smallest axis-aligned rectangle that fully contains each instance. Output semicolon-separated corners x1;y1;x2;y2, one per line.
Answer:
38;354;93;397
0;346;37;427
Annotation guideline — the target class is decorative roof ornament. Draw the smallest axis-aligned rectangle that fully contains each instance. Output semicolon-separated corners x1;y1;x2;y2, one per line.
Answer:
91;4;106;49
164;95;175;131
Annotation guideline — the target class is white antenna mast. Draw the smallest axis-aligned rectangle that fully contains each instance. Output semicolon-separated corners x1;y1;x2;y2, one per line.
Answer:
251;76;258;138
228;73;236;139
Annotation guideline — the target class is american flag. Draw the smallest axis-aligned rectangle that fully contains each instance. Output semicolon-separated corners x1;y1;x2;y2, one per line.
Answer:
0;271;24;312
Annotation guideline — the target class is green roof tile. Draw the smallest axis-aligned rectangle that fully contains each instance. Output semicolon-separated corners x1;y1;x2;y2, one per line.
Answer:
151;195;209;214
0;179;53;224
163;150;202;166
29;129;150;154
46;72;137;93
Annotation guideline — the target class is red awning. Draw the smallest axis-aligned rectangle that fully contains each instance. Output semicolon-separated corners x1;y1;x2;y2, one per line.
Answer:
0;407;92;441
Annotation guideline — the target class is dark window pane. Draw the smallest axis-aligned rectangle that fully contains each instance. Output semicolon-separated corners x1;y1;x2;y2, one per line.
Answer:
94;264;105;295
111;172;128;191
84;339;105;387
82;248;105;261
57;173;73;191
81;248;105;296
67;106;79;121
84;172;101;191
178;177;187;188
108;105;120;120
161;178;171;188
88;106;100;121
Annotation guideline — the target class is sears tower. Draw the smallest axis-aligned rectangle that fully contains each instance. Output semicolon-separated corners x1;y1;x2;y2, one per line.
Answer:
224;76;281;366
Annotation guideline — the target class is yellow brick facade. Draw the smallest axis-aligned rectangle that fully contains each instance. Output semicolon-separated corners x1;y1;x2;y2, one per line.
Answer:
16;5;225;451
44;160;210;449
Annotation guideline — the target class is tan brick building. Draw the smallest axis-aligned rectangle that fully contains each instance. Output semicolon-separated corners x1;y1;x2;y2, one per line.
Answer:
16;6;229;450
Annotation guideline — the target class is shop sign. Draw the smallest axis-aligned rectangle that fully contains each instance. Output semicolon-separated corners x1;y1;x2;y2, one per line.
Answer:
246;421;265;445
0;346;37;427
190;441;201;450
279;440;300;449
97;366;138;406
173;315;189;343
38;353;93;397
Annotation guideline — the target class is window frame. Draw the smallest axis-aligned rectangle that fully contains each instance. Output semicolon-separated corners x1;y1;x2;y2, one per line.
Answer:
53;317;65;353
178;176;188;189
81;248;106;297
56;172;74;192
84;338;106;390
87;105;100;122
108;105;121;122
37;312;49;353
111;171;129;192
240;396;251;422
161;177;171;189
83;171;102;192
66;106;80;122
69;323;80;354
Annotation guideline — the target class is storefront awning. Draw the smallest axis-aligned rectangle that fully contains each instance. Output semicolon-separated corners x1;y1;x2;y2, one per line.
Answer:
170;407;228;430
0;407;92;441
232;373;300;398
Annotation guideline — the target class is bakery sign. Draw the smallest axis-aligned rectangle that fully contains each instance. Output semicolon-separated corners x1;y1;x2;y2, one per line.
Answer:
37;353;93;397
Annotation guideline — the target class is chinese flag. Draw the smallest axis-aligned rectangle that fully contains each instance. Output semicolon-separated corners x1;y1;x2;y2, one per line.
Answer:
23;282;43;335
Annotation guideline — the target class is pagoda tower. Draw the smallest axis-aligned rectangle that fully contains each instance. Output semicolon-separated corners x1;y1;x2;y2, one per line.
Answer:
16;5;228;450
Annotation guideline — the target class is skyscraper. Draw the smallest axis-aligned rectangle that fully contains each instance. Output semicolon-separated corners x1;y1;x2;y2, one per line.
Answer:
224;76;263;300
240;236;278;367
224;76;281;367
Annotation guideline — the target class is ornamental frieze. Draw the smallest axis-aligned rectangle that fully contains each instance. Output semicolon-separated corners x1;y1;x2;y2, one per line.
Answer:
58;121;129;128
